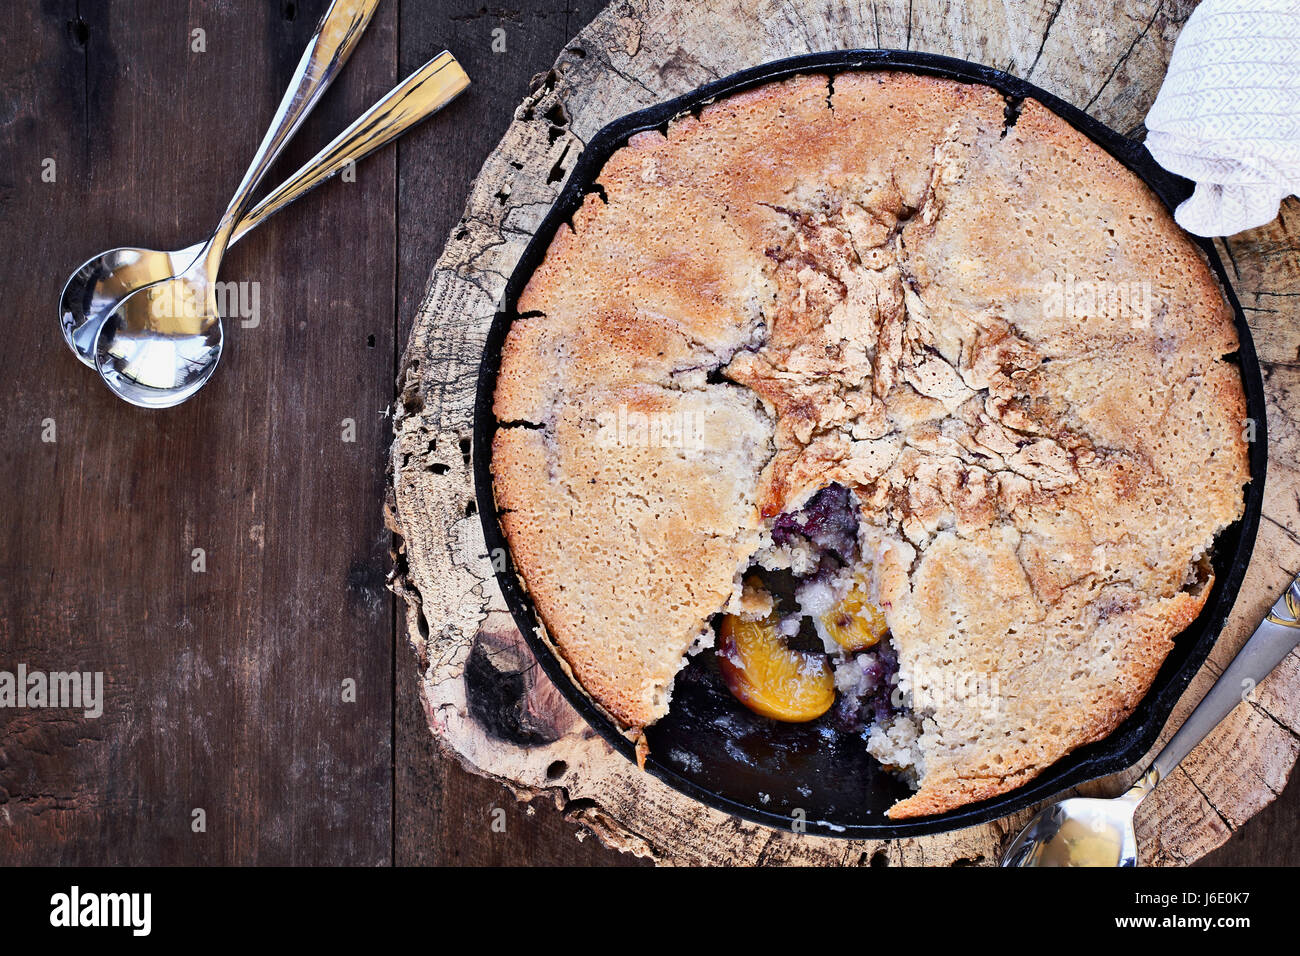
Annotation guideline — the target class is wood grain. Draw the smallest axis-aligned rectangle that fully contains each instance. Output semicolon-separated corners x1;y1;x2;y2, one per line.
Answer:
0;0;396;865
390;0;1300;866
392;0;629;865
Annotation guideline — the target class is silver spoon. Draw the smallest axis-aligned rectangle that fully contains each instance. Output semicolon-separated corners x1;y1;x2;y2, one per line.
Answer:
1003;575;1300;866
60;49;468;369
89;0;381;408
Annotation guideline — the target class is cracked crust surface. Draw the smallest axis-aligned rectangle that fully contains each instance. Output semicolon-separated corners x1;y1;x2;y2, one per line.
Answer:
491;72;1249;817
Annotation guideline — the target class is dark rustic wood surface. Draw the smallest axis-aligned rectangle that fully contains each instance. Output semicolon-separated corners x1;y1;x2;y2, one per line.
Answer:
0;0;1291;866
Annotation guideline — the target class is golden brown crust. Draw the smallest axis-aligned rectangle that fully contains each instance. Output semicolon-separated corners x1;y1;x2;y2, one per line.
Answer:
490;72;1249;816
493;385;772;730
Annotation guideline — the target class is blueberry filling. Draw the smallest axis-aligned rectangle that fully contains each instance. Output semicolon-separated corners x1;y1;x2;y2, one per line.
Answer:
724;483;904;734
832;640;898;732
771;483;860;568
714;481;924;782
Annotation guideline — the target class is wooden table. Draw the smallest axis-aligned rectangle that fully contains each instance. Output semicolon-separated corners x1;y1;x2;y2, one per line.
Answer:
0;0;1294;866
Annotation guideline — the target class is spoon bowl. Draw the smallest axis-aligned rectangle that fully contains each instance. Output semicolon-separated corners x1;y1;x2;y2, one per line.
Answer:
1001;794;1141;867
93;272;223;408
61;245;201;365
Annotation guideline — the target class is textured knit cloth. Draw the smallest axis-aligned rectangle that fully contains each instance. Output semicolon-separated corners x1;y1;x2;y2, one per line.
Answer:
1145;0;1300;236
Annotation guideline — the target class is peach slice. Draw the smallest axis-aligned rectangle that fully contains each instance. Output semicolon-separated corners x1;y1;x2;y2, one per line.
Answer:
820;572;889;653
717;612;835;722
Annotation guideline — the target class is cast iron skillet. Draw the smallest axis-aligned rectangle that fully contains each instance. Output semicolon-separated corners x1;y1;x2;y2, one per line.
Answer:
473;49;1267;838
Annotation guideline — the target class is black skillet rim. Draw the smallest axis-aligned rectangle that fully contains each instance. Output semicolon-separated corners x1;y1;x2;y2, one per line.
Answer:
472;48;1268;839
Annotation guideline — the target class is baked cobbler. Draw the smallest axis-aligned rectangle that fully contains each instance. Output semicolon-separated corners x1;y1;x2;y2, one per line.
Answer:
491;72;1249;818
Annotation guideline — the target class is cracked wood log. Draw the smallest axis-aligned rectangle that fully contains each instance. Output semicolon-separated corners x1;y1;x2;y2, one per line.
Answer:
388;0;1300;865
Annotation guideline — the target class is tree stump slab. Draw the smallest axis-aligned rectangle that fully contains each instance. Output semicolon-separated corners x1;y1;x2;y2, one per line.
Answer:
389;0;1300;865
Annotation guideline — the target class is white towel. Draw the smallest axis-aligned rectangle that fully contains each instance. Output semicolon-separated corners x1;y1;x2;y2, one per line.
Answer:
1144;0;1300;237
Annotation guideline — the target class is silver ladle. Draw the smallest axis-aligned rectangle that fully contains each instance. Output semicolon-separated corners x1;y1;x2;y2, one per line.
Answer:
87;0;381;408
59;49;468;372
1003;576;1300;866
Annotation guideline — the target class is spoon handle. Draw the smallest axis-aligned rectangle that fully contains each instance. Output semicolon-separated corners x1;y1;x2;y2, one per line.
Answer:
206;0;382;263
230;51;469;245
1136;577;1300;796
